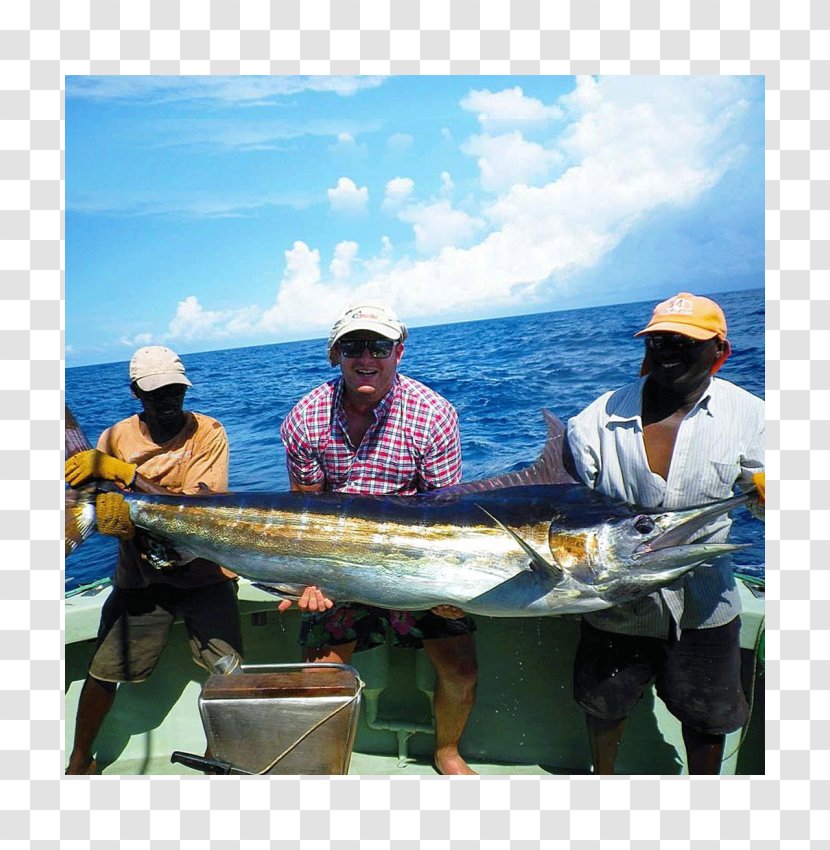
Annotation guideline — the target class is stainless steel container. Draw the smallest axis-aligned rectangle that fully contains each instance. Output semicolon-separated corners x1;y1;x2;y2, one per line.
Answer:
199;662;362;775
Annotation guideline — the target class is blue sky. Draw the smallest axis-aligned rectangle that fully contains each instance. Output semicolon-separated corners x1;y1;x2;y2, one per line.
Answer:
66;75;764;366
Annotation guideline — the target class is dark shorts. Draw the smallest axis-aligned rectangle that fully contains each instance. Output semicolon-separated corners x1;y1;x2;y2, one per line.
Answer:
298;602;477;652
89;580;244;684
573;617;749;735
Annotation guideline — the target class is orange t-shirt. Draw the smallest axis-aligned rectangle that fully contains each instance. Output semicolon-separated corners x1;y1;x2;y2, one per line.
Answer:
97;411;233;589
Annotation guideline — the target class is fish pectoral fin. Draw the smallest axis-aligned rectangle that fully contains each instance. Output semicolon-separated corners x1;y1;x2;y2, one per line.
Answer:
251;582;310;601
476;505;563;582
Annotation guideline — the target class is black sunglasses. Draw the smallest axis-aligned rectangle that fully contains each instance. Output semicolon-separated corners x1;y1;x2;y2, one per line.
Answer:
338;338;398;359
644;333;711;351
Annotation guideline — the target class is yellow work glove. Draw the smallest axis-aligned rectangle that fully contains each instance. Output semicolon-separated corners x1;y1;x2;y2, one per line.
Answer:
752;471;765;508
96;492;135;540
65;449;137;488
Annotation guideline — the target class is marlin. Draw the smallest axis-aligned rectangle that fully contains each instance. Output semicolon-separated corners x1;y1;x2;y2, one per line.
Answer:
65;405;754;617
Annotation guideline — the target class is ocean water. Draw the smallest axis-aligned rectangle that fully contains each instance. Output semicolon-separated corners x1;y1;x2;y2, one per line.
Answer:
65;288;765;591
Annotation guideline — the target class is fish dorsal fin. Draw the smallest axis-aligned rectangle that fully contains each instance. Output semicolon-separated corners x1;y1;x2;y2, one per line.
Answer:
436;409;578;496
533;409;579;485
477;505;563;582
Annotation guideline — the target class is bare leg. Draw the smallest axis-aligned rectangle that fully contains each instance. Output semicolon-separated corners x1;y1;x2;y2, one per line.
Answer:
585;713;627;775
303;641;356;664
683;725;725;775
65;675;117;775
423;634;478;775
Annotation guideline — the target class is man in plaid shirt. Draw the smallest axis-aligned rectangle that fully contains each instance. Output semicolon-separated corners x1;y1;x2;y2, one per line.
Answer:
279;302;478;775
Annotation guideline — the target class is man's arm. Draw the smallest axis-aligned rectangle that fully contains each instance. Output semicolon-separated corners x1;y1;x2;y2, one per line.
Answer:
67;419;230;498
419;405;462;489
76;422;233;576
277;474;334;613
289;478;325;493
421;404;466;618
737;405;765;520
565;413;601;490
280;407;327;490
278;405;332;612
65;447;179;496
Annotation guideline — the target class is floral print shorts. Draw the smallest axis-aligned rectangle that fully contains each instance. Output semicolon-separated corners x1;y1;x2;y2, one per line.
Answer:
298;602;476;651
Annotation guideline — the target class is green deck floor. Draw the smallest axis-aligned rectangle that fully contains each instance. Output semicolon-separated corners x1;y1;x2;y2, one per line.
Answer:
66;581;764;776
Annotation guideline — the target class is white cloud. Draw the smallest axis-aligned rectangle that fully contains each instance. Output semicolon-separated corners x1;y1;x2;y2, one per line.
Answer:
329;132;368;157
560;74;602;113
460;86;563;130
557;76;749;178
146;117;385;152
143;77;757;347
66;75;386;104
383;175;483;252
330;241;359;279
382;177;415;212
327;177;369;213
165;296;260;341
440;172;455;197
260;242;345;332
169;296;209;339
278;241;321;291
397;201;485;254
116;296;260;346
462;131;561;193
386;133;414;154
69;189;315;219
364;236;395;276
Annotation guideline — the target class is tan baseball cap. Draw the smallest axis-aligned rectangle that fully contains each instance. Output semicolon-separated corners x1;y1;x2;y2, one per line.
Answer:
129;345;193;392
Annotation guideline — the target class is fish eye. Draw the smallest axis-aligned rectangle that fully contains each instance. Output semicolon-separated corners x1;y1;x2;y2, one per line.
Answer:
634;515;656;535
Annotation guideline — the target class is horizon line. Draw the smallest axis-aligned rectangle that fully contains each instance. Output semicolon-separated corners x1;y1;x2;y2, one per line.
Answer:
67;283;764;370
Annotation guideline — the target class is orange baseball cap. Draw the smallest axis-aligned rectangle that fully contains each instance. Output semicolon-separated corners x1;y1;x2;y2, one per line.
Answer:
634;292;727;341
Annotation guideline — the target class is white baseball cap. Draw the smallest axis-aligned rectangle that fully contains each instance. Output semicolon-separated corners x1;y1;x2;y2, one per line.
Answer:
129;346;193;392
327;302;408;352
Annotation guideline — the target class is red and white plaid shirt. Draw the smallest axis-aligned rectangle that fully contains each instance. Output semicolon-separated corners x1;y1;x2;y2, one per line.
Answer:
280;374;462;495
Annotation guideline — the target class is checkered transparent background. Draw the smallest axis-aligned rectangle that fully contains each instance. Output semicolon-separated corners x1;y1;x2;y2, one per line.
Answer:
0;0;820;843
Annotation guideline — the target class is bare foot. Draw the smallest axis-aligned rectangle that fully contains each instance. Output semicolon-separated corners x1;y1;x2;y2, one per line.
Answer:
434;749;478;775
65;757;98;775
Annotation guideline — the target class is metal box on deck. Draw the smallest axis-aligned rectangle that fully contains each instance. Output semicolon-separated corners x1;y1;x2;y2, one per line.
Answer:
199;663;362;775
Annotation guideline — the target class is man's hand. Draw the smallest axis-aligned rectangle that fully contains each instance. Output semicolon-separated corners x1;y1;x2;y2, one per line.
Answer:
66;450;137;488
431;605;466;619
277;585;335;614
752;471;765;508
95;492;135;539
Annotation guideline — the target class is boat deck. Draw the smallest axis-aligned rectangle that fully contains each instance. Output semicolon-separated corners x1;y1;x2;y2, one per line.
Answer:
88;752;568;776
65;579;764;776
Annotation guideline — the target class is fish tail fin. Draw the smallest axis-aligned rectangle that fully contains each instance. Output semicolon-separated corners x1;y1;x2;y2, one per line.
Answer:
66;486;97;557
65;403;97;556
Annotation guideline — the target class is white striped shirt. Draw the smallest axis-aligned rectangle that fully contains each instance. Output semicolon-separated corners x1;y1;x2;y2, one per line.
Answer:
566;376;764;637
